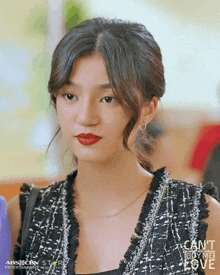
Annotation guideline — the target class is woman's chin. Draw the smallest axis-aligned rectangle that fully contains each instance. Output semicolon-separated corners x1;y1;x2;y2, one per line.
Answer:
75;149;132;168
70;140;126;165
74;149;110;164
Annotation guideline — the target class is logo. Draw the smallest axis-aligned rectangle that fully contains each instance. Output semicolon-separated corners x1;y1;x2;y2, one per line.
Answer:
184;240;215;271
5;260;38;270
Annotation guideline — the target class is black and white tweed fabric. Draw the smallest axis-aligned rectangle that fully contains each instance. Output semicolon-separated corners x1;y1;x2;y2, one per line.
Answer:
14;168;219;275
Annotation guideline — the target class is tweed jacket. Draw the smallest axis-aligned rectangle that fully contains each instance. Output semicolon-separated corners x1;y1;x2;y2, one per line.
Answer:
14;168;219;275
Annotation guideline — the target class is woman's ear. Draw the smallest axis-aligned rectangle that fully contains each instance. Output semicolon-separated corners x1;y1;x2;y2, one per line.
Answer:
139;97;158;127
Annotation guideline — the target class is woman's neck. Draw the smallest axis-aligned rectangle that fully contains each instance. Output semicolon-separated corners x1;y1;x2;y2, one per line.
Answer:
74;151;153;214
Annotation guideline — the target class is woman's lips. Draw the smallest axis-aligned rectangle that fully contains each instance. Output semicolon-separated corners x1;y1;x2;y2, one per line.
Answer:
76;133;102;146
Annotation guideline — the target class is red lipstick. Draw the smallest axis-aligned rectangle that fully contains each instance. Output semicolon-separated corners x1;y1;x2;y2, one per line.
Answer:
76;133;102;145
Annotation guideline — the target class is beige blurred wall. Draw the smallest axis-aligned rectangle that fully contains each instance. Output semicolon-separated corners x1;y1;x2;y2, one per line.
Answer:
0;0;49;180
1;0;46;46
1;0;219;182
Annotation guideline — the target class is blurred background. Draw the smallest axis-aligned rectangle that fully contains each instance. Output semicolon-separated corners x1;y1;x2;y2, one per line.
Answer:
1;0;220;200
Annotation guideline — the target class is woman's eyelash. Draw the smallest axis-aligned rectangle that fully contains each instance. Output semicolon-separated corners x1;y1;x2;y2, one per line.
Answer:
60;93;117;103
63;93;76;100
101;96;117;103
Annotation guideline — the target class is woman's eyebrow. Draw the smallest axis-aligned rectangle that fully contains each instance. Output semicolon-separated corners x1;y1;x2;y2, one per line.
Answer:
95;83;113;89
65;80;80;88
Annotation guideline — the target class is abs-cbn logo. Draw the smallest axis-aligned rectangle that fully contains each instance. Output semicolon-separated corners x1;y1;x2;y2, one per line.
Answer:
5;260;38;266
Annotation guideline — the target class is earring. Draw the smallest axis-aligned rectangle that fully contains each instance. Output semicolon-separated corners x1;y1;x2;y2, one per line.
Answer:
139;124;147;131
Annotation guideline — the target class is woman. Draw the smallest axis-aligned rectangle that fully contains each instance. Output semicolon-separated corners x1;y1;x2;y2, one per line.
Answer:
8;18;220;274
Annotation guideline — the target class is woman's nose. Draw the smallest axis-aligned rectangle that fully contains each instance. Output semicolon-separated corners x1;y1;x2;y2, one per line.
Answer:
76;99;99;126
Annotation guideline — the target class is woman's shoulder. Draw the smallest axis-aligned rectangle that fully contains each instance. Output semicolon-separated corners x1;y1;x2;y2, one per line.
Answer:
154;168;219;205
154;168;220;232
168;176;220;255
8;170;77;217
20;178;66;195
7;180;66;219
168;177;219;204
8;169;76;215
18;170;77;201
166;176;219;224
7;180;63;232
7;172;76;261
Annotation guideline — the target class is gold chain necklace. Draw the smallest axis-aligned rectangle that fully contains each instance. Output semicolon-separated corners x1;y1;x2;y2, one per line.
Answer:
75;187;148;219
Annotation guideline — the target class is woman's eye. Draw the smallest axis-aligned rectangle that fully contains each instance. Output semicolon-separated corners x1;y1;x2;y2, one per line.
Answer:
63;93;76;101
101;96;116;103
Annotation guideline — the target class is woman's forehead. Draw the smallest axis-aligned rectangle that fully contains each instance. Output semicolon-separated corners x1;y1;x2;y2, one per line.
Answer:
69;53;110;86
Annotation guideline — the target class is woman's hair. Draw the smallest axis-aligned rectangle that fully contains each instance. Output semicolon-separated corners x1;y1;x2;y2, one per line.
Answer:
48;17;165;171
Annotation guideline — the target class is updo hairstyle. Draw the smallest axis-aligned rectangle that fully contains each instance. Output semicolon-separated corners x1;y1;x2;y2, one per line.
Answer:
48;17;165;171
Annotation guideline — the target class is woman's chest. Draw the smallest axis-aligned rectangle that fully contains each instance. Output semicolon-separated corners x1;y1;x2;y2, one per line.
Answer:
75;209;142;274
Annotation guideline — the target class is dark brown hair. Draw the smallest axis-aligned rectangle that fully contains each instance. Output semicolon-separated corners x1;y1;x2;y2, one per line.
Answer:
48;17;165;171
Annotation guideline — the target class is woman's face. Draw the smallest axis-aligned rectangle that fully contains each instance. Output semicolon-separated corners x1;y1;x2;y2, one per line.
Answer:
56;53;152;164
